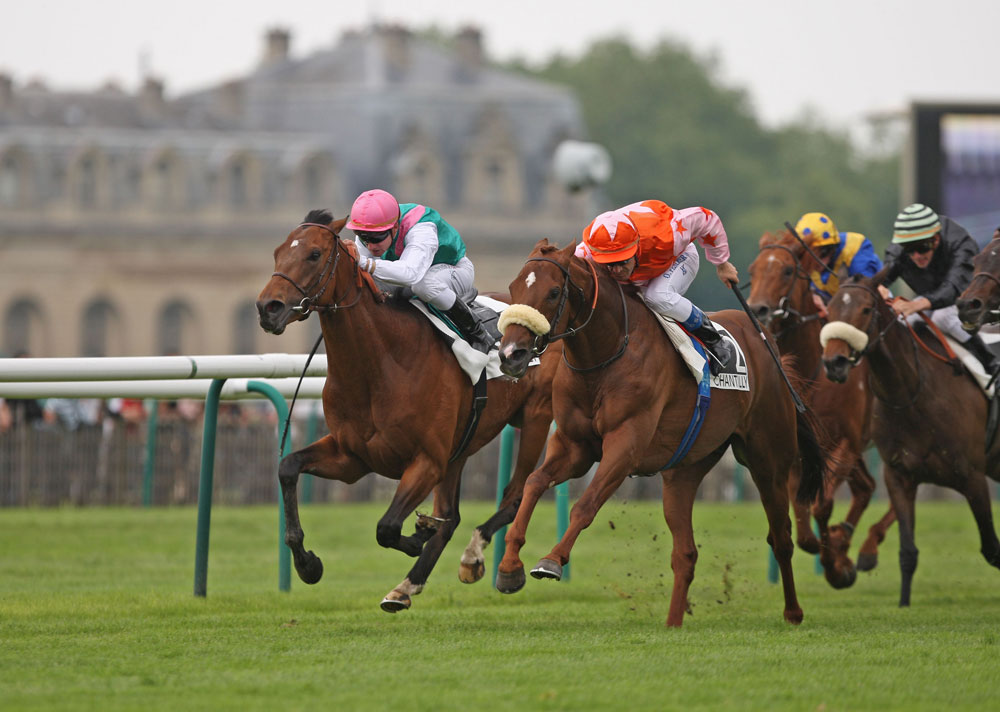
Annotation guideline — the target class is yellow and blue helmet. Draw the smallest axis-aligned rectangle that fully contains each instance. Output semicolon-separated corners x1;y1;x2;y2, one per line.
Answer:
795;212;839;248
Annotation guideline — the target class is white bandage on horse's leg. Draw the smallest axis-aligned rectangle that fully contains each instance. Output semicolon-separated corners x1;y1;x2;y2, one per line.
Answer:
820;321;869;352
498;304;551;336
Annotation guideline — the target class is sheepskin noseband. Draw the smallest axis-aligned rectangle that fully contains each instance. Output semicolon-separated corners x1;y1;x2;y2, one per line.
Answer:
498;304;551;336
819;320;869;353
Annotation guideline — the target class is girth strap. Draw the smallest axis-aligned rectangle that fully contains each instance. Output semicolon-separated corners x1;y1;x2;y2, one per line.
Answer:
449;370;488;463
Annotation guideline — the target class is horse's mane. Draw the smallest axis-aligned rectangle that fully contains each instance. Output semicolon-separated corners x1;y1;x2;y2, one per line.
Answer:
303;208;334;225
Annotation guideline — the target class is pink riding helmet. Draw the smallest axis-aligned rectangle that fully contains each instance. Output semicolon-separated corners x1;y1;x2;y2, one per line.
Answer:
345;189;400;232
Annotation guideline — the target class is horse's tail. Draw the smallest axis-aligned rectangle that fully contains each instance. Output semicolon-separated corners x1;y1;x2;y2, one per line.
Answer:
781;355;826;504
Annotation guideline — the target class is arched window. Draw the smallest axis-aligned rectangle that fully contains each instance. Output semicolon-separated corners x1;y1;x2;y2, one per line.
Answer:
391;128;446;207
4;298;46;356
80;299;122;357
0;151;23;207
462;107;523;213
75;151;100;209
231;300;258;354
158;300;199;355
144;149;184;210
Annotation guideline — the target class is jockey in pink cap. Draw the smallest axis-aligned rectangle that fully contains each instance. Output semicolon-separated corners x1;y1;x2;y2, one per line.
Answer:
347;189;494;353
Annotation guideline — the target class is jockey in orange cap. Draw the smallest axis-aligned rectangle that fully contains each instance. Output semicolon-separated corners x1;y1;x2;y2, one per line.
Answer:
578;199;738;373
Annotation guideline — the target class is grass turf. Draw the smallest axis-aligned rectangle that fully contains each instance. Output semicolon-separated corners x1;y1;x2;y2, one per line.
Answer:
1;499;999;711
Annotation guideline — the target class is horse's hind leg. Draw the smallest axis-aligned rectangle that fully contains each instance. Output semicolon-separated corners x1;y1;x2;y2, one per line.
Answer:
856;506;896;572
278;435;367;584
382;463;465;612
461;411;551;584
662;450;725;627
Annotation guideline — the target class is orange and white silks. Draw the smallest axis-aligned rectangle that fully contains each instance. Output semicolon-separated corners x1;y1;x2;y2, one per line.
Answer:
579;200;730;283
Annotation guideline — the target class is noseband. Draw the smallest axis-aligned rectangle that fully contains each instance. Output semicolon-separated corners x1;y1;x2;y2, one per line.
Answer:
833;283;898;364
271;222;362;314
967;270;1000;322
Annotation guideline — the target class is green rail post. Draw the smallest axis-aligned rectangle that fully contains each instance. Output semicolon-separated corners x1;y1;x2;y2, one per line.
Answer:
556;479;570;581
142;398;158;507
193;378;226;597
247;381;292;593
300;400;319;504
490;425;515;587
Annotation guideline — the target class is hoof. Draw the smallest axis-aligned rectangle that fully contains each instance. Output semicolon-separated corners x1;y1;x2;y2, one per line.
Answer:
380;593;412;613
783;608;804;625
496;566;526;594
458;560;485;584
530;558;563;581
824;563;858;590
797;536;820;555
295;551;324;585
856;552;878;571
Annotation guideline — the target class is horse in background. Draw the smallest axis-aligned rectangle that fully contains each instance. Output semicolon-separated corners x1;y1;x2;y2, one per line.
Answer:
748;229;894;587
495;240;825;627
957;236;1000;331
255;210;560;611
821;270;1000;606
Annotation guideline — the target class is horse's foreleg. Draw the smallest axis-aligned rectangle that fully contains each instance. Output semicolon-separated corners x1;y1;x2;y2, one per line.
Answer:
278;435;367;584
661;452;723;627
497;430;592;594
382;464;464;613
376;453;443;557
533;428;642;580
461;411;552;584
883;463;918;607
788;471;820;554
856;506;896;571
961;472;1000;569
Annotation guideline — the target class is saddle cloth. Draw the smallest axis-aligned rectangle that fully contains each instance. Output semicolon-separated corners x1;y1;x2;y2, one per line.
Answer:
409;295;538;385
945;337;995;397
650;311;750;391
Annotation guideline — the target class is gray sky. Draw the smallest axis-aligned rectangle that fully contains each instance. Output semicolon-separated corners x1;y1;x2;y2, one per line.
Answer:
3;0;998;129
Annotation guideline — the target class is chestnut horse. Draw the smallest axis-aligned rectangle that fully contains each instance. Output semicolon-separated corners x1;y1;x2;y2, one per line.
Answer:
495;240;825;627
255;210;559;612
821;270;1000;606
748;230;895;587
957;236;1000;331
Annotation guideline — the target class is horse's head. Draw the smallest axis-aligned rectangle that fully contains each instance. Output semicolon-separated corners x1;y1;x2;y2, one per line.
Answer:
957;238;1000;331
256;209;349;334
498;239;581;378
820;269;891;383
747;230;814;328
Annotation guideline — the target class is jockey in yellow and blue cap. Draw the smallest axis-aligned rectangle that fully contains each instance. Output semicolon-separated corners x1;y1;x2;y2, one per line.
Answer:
795;212;883;313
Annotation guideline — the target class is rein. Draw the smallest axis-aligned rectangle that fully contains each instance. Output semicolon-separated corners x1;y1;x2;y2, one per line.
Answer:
271;222;365;315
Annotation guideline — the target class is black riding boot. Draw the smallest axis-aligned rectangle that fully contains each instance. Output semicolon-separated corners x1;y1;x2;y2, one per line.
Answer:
444;298;496;354
964;333;1000;378
684;306;734;376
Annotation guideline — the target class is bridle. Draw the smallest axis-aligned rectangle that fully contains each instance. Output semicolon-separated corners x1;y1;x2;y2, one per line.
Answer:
270;222;363;314
966;269;1000;323
756;244;824;337
525;255;630;373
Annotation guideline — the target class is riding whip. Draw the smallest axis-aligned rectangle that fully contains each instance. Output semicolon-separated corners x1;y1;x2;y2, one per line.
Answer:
729;283;807;412
784;221;832;277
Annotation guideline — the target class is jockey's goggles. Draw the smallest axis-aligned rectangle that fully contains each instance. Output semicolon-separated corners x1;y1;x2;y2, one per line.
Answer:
902;237;937;255
816;245;837;259
356;229;393;246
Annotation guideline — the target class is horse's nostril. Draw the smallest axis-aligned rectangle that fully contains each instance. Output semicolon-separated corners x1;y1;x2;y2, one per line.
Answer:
265;300;285;315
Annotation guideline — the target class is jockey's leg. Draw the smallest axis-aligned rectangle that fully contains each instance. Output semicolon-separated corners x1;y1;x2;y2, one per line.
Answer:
642;244;733;374
926;305;999;375
414;259;495;353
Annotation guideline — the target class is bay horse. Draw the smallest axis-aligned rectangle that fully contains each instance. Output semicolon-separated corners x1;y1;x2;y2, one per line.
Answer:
821;269;1000;606
255;210;559;612
495;240;825;627
957;236;1000;331
748;230;895;587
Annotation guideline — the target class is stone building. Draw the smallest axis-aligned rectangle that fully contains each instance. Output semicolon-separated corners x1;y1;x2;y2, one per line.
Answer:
0;26;596;357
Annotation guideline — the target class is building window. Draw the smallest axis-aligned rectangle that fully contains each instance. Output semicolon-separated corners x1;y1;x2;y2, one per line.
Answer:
4;298;44;356
81;299;120;357
232;300;257;354
0;153;21;207
77;153;98;209
228;160;247;208
158;300;197;355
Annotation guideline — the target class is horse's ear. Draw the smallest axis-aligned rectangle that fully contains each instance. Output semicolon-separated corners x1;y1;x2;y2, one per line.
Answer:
331;217;348;235
870;264;893;287
759;232;779;248
560;241;577;258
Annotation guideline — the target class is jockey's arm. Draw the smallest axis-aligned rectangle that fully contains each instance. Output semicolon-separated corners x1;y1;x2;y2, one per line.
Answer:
364;222;439;287
672;206;738;287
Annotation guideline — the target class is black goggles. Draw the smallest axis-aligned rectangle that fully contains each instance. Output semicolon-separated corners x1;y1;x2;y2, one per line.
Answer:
903;239;936;255
816;245;837;259
356;229;392;246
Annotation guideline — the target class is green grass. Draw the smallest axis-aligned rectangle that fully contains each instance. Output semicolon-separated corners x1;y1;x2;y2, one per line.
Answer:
1;499;999;711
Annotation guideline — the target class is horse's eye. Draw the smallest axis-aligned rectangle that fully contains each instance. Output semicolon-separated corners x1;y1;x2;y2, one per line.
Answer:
783;267;794;278
861;307;872;315
547;287;561;300
307;249;322;262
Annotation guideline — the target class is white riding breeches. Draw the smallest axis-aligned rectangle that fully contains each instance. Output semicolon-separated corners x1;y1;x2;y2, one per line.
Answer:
380;256;476;310
905;304;970;343
639;242;700;321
